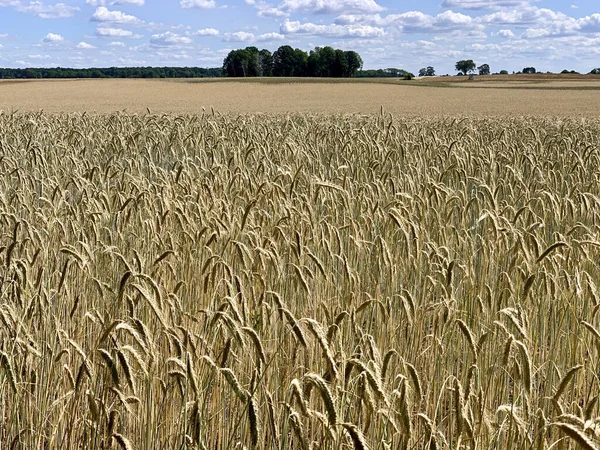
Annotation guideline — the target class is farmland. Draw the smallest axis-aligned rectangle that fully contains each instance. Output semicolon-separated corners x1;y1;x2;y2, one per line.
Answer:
1;79;600;449
1;75;600;116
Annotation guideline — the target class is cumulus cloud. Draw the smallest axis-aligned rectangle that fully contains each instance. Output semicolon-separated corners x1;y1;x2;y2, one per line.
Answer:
92;7;143;24
43;32;63;42
248;0;385;18
256;32;285;41
86;0;144;5
223;31;255;42
96;27;138;37
281;20;386;38
180;0;215;8
191;28;220;36
494;29;515;38
277;0;384;15
16;1;79;19
335;10;479;34
76;41;96;49
441;0;538;10
222;31;285;42
150;31;193;46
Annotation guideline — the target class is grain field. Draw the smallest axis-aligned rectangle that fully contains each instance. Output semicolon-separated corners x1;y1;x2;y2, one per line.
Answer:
1;110;600;449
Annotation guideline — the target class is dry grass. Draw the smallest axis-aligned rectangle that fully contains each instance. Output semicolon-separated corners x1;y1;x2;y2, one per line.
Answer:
2;109;600;450
1;77;600;115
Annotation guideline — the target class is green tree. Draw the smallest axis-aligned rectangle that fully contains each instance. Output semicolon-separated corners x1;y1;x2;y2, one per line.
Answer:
273;45;296;76
455;59;476;75
522;67;536;74
259;49;273;76
332;49;348;77
344;51;362;77
499;70;509;75
419;66;435;77
478;63;490;75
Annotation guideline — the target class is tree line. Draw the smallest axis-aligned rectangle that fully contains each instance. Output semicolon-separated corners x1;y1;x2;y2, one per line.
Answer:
420;60;600;77
0;66;223;79
222;46;363;78
355;68;414;79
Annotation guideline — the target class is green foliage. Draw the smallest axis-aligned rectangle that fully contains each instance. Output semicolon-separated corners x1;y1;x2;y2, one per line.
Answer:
499;70;509;75
478;63;490;75
455;59;476;75
223;47;273;77
0;66;223;79
355;68;413;78
225;45;363;78
418;66;436;77
523;67;537;74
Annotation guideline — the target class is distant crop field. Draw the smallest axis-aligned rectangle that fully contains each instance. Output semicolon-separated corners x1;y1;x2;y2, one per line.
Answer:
2;111;600;449
1;77;600;115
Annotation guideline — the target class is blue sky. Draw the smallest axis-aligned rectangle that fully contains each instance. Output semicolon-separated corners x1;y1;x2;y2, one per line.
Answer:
0;0;599;74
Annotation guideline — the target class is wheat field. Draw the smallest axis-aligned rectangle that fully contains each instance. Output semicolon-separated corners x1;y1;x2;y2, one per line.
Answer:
2;78;600;116
2;109;600;450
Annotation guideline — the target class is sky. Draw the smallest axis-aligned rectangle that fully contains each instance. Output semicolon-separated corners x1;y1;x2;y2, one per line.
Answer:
0;0;599;74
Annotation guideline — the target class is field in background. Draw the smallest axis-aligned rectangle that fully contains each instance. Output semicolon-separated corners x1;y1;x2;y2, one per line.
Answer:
1;76;600;115
2;111;600;449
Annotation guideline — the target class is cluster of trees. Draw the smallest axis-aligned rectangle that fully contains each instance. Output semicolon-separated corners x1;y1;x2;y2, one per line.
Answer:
223;46;363;78
0;66;222;79
420;61;489;77
2;60;599;81
355;68;414;79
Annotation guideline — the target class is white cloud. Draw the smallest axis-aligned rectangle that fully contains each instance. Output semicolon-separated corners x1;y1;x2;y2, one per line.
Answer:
96;27;138;37
257;5;287;18
180;0;216;8
43;32;63;42
257;32;285;41
108;41;126;46
76;41;96;49
277;0;384;15
192;28;220;36
92;7;143;24
441;0;538;10
480;7;569;27
281;20;386;38
17;1;79;19
86;0;144;5
223;31;255;42
221;30;285;42
495;29;515;38
335;10;479;34
249;0;384;18
578;14;600;33
29;54;51;59
150;31;192;46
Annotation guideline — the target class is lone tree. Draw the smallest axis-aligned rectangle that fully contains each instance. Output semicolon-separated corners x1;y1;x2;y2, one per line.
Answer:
522;67;536;74
418;66;436;77
478;63;490;75
455;59;476;75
